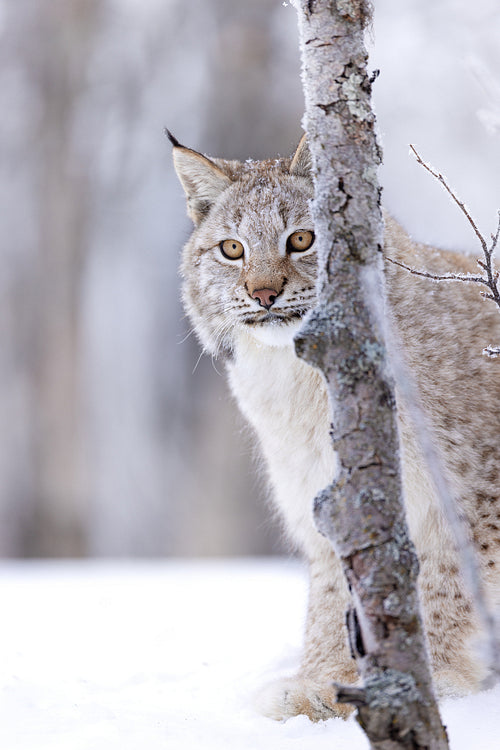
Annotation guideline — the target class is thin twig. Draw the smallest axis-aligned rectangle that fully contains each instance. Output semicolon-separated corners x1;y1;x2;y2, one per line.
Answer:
381;149;500;672
484;345;500;358
392;147;500;356
386;257;486;286
491;211;500;253
409;145;488;255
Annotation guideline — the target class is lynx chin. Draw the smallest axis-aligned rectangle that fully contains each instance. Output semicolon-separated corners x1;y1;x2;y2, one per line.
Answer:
169;132;500;722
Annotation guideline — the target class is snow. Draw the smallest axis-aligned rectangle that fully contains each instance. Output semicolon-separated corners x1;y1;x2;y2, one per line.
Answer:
1;559;499;750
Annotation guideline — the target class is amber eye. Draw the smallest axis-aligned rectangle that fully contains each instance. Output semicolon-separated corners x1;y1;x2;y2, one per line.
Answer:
220;239;244;260
287;230;315;253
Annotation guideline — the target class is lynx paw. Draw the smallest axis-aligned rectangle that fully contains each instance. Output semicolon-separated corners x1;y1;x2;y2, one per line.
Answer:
255;676;355;722
433;664;486;698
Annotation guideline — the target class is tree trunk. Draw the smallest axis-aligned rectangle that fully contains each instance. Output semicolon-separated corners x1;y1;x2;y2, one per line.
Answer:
293;1;449;747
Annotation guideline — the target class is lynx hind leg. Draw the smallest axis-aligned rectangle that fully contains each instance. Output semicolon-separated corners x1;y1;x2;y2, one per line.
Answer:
258;549;358;722
418;547;489;696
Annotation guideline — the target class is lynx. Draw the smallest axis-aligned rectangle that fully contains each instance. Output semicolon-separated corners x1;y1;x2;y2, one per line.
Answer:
169;132;500;721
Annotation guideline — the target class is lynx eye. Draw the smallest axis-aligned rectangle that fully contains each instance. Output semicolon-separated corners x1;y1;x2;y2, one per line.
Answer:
220;239;244;260
287;230;315;253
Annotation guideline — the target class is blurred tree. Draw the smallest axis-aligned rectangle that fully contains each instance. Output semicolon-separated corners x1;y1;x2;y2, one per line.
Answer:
0;0;301;557
0;0;100;555
32;0;99;555
0;0;497;557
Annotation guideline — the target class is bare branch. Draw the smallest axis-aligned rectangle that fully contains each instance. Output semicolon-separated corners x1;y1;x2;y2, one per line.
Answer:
484;345;500;358
385;149;500;648
395;147;500;354
409;145;489;255
386;257;486;286
491;210;500;253
333;683;367;707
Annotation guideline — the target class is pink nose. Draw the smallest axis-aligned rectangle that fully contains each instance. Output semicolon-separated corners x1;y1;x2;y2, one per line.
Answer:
251;288;278;310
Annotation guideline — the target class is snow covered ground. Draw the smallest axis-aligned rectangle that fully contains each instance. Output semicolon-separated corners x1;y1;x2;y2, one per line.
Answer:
1;559;499;750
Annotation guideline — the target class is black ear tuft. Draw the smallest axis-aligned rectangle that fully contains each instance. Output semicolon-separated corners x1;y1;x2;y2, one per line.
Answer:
164;128;182;148
170;142;232;226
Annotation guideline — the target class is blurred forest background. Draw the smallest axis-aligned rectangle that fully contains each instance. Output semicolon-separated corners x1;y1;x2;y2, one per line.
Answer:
0;0;498;557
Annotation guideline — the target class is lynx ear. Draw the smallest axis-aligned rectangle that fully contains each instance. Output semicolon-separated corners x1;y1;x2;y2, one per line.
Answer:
290;133;312;181
168;132;232;225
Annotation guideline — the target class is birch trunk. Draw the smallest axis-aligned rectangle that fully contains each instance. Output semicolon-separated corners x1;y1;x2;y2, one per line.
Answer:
293;2;449;746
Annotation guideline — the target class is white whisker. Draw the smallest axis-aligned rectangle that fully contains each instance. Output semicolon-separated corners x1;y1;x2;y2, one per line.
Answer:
178;327;196;345
211;355;224;377
210;316;234;359
192;349;205;375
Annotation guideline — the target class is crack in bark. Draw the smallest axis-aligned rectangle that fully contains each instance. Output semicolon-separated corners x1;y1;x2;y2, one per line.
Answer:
357;459;383;471
316;101;338;114
347;605;366;658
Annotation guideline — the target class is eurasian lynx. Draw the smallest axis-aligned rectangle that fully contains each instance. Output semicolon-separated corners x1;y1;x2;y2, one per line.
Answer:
170;132;500;721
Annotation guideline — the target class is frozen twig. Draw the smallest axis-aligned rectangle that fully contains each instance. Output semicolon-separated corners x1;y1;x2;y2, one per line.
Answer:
383;146;500;677
387;258;485;286
388;146;500;356
408;144;489;254
483;345;500;358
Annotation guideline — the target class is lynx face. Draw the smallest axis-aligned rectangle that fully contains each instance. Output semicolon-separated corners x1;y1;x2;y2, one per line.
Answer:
171;135;317;355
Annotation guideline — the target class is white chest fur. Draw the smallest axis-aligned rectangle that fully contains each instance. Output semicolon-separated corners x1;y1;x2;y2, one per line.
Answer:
227;331;337;555
227;330;434;558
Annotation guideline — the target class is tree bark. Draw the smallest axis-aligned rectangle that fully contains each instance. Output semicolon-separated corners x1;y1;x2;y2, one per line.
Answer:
293;1;449;747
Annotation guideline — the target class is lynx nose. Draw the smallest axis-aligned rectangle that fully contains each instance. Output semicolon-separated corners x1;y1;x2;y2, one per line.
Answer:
251;288;278;310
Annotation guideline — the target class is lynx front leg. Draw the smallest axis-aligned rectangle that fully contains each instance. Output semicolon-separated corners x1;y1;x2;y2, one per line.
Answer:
258;546;358;722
